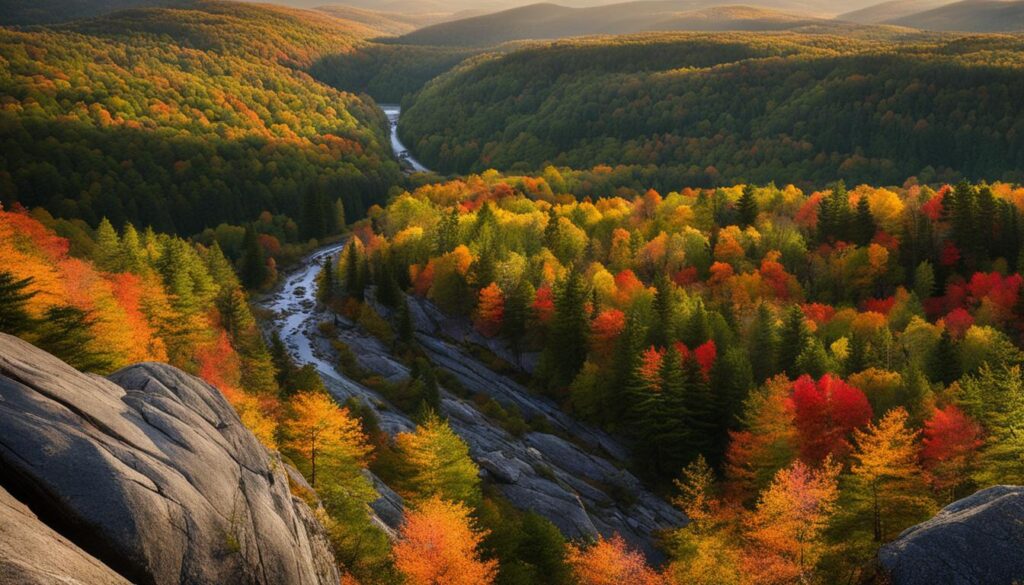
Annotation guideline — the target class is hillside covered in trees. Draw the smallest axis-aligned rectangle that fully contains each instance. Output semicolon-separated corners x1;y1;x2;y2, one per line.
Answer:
331;171;1024;582
398;32;1024;189
0;0;403;237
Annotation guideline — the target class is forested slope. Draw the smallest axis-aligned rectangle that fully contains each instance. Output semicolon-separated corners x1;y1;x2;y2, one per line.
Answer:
399;32;1024;190
0;1;402;236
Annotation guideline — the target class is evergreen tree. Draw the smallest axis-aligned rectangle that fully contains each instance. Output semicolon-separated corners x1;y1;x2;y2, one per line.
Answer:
749;303;779;383
316;255;335;303
778;305;809;376
737;184;758;228
711;346;754;460
540;271;589;390
119;223;145;274
239;225;268;289
396;296;415;346
683;300;711;348
683;355;717;459
0;272;36;335
648;274;674;347
913;261;935;301
502;280;532;359
929;329;961;386
35;305;112;372
436;209;460;254
854;195;876;246
95;217;121;271
343;240;365;301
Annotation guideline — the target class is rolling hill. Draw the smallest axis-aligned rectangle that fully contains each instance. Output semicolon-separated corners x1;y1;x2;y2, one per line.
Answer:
398;31;1024;189
392;1;870;46
888;0;1024;31
0;0;402;235
838;0;955;23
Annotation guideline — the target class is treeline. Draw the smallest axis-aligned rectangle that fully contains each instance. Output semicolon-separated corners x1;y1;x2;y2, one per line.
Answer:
0;1;402;237
311;42;482;103
331;172;1024;582
399;32;1024;190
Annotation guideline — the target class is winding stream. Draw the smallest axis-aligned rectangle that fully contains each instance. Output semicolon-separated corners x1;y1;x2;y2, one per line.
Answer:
380;104;429;173
256;106;684;558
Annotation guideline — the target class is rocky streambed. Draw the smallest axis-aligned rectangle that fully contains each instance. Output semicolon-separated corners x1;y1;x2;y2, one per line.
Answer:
257;246;685;561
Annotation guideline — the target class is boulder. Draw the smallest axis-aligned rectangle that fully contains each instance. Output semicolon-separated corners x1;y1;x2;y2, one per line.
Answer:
0;485;129;585
879;485;1024;585
0;333;340;585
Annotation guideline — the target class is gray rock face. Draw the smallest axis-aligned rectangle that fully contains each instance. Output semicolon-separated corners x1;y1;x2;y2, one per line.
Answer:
879;485;1024;585
308;294;685;561
0;485;130;585
0;333;340;585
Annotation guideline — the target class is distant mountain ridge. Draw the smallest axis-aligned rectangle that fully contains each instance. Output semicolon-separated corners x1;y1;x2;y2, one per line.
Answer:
392;1;864;46
887;0;1024;31
839;0;955;23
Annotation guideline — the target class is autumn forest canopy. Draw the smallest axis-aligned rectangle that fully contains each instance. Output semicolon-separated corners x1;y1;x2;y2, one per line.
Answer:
2;1;1024;584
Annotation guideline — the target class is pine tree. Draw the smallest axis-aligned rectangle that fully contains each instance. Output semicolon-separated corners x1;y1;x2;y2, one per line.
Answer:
657;345;693;476
711;346;754;460
239;226;268;289
648;274;674;347
737;184;758;228
316;255;335;303
913;261;935;301
343;240;364;301
749;303;778;383
95;217;121;272
929;329;960;386
540;270;589;390
682;354;716;462
502;280;532;358
778;305;809;376
854;195;876;246
35;305;112;372
436;209;460;254
0;272;36;335
119;223;145;274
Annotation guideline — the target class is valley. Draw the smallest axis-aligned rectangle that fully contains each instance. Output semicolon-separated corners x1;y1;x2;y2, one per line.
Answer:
2;1;1024;584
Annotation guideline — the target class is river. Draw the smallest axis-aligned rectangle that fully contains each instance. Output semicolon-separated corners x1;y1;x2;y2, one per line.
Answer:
380;104;430;173
256;106;684;557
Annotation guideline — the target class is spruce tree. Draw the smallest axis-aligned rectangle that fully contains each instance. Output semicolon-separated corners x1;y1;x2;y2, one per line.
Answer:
435;209;459;254
0;272;36;335
95;217;121;271
541;271;589;389
737;184;758;228
778;305;809;376
681;355;716;463
35;305;112;372
657;345;693;476
929;329;961;386
239;226;268;289
750;303;779;382
854;195;876;246
648;274;674;347
343;240;364;301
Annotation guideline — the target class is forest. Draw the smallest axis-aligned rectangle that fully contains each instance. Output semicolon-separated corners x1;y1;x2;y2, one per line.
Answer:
317;171;1024;583
398;32;1024;190
0;1;402;237
2;1;1023;584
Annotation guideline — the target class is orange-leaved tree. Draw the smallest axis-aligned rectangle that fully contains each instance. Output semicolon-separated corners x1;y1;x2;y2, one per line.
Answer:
568;534;663;585
474;282;505;337
742;458;840;585
393;496;497;585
